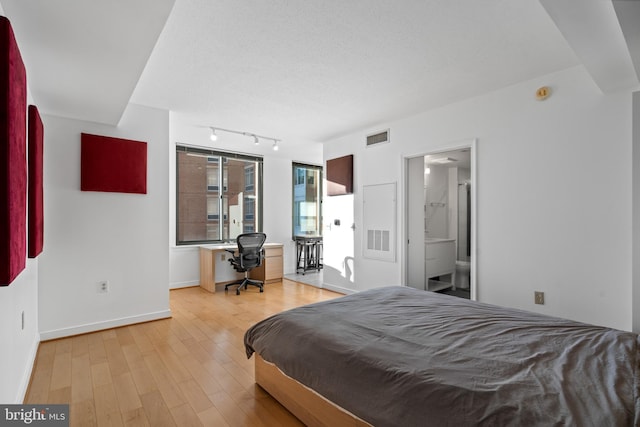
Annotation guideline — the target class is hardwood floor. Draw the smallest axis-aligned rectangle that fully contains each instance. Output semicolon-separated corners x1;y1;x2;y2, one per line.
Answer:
25;279;342;426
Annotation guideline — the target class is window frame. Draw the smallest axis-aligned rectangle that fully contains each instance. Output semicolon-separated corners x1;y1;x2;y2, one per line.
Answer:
292;162;323;239
176;145;263;245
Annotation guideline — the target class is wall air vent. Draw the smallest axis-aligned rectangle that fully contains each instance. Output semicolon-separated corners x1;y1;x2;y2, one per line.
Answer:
367;229;391;252
366;129;390;147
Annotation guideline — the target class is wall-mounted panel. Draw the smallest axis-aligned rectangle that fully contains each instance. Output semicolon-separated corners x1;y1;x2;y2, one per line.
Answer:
363;182;396;262
28;105;44;258
326;154;353;196
81;133;147;194
0;16;27;285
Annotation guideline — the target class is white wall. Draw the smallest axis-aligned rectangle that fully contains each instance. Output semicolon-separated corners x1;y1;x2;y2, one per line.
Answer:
38;104;171;339
0;261;39;404
0;8;42;398
425;165;449;238
168;119;323;289
322;193;357;293
323;66;633;331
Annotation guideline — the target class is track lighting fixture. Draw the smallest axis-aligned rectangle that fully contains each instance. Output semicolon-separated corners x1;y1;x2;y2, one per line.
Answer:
206;126;282;151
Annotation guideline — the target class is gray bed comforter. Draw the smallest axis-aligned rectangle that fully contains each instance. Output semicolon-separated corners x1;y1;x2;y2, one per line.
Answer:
244;286;640;427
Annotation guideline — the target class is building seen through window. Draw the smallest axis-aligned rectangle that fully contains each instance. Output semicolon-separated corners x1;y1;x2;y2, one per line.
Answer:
176;146;262;244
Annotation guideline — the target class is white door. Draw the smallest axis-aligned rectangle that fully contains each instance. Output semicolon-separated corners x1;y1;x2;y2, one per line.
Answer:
407;156;426;289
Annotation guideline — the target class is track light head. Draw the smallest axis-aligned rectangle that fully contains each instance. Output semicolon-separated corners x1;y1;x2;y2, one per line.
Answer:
272;140;279;151
253;135;259;145
210;128;217;141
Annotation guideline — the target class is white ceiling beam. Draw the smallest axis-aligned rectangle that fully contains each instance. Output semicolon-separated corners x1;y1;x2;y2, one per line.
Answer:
540;0;638;93
613;0;640;84
1;0;176;125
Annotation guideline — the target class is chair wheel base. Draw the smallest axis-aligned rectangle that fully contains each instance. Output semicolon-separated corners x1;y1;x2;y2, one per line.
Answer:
224;279;264;296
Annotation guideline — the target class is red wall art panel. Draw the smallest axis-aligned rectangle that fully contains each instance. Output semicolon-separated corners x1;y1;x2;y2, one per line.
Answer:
28;105;44;258
0;16;27;285
81;133;147;194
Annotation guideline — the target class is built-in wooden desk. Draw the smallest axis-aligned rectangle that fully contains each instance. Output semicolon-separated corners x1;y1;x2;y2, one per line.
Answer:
199;243;284;293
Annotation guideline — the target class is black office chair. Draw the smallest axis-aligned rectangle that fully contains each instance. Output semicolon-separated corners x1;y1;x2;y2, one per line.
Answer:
224;232;267;295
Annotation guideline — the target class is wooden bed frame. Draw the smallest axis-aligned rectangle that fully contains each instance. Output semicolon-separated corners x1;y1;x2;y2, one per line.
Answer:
255;354;372;427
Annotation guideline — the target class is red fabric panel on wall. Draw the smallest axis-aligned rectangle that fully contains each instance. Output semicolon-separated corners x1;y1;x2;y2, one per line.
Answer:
81;133;147;194
0;16;27;285
28;105;44;258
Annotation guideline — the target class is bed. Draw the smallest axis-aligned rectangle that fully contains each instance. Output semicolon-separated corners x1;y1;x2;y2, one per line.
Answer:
244;286;640;426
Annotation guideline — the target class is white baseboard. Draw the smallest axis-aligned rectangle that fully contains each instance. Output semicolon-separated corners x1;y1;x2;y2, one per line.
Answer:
16;334;40;403
170;280;199;289
39;309;172;341
320;283;357;295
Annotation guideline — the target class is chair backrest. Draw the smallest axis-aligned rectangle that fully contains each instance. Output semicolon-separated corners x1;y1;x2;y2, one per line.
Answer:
236;233;267;269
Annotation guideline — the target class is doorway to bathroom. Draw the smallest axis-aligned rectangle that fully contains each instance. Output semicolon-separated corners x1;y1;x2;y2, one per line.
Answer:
404;140;477;300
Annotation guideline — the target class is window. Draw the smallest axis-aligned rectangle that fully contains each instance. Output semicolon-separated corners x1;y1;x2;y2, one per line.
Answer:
245;165;255;192
207;163;219;191
244;196;255;233
207;196;219;220
176;146;263;245
244;196;255;221
292;163;322;237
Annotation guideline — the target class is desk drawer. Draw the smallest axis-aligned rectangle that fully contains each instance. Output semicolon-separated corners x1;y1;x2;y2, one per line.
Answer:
265;259;283;281
265;246;283;258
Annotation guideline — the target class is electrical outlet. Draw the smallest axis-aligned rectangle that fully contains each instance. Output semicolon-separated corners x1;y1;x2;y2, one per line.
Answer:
98;280;109;293
534;291;544;305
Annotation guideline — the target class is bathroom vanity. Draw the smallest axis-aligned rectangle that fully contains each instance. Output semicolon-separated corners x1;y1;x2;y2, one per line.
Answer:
425;238;456;291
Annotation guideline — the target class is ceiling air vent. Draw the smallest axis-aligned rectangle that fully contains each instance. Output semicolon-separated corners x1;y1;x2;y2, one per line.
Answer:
366;129;390;147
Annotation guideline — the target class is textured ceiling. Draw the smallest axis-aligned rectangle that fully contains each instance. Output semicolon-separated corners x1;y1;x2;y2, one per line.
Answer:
130;0;580;142
2;0;639;145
